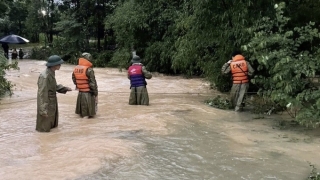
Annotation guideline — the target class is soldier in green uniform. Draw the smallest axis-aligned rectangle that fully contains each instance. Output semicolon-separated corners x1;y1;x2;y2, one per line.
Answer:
36;55;72;132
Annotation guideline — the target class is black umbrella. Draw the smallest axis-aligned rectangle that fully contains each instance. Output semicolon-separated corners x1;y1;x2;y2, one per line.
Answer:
0;34;30;44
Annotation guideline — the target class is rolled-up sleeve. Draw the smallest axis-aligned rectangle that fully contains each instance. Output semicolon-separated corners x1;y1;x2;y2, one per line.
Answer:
246;61;255;76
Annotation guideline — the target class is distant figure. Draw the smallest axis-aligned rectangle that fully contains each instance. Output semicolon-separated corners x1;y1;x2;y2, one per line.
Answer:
12;48;18;59
18;48;24;59
8;49;12;59
128;55;152;105
36;55;72;132
2;43;9;58
72;52;98;118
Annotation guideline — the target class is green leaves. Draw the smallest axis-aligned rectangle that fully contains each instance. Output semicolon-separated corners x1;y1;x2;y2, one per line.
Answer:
0;52;19;97
243;2;320;127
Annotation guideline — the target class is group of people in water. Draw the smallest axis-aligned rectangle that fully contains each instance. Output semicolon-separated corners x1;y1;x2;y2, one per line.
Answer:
1;43;25;59
35;50;253;132
36;53;152;132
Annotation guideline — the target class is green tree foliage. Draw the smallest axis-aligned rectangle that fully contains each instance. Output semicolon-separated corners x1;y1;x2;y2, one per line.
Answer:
7;1;28;35
243;2;320;127
106;0;183;72
173;0;277;91
0;1;9;18
24;0;43;42
0;52;19;98
284;0;320;27
51;0;117;64
0;0;28;37
105;0;152;68
0;0;13;36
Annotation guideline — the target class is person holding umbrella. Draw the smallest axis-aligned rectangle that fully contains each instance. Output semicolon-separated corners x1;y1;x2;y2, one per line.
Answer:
221;51;255;112
1;43;9;58
0;34;29;59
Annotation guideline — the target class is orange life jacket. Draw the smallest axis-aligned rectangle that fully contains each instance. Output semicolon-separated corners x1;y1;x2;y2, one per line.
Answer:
230;55;249;84
73;58;93;92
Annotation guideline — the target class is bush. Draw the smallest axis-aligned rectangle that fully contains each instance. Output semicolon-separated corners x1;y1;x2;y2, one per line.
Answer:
0;52;19;98
92;50;114;67
243;2;320;127
307;164;320;180
30;47;51;60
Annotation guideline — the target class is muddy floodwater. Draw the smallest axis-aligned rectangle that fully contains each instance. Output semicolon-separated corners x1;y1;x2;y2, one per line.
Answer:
1;60;320;180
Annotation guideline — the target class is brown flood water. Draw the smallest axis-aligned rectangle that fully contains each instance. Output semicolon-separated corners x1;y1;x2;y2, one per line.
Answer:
0;60;320;180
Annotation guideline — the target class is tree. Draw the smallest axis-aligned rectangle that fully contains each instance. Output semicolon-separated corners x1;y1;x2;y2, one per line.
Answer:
106;0;184;72
25;0;44;42
172;0;276;91
243;2;320;127
7;0;28;35
0;1;9;18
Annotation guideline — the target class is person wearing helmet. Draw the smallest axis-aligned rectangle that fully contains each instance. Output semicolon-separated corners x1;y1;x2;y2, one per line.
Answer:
72;52;98;118
128;55;152;105
36;55;72;132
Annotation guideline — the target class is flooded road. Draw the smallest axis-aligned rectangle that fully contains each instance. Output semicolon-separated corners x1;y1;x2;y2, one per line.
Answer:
1;60;320;180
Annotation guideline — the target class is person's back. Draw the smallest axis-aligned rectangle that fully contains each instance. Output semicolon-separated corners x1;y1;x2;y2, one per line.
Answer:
12;48;18;59
128;55;152;105
221;51;254;111
72;52;98;118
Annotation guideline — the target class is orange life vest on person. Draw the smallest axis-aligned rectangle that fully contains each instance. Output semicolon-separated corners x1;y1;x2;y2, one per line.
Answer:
73;58;93;92
230;55;249;84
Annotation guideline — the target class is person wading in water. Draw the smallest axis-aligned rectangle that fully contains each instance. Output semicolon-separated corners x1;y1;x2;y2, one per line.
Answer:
221;51;255;112
128;55;152;105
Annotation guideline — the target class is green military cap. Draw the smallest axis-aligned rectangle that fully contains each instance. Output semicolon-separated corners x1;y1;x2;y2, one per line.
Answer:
46;55;64;67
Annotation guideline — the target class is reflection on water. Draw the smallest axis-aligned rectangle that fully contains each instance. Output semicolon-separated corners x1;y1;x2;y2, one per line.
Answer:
0;60;319;180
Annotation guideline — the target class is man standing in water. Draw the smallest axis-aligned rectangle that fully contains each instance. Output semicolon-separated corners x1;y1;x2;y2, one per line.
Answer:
72;52;98;118
128;55;152;105
36;55;72;132
221;51;254;112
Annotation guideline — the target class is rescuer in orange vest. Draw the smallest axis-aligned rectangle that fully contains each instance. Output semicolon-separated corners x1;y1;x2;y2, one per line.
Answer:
221;51;254;112
72;52;98;118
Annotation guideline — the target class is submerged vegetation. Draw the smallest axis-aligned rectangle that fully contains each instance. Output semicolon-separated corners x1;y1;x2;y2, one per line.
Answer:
205;95;233;110
307;163;320;180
